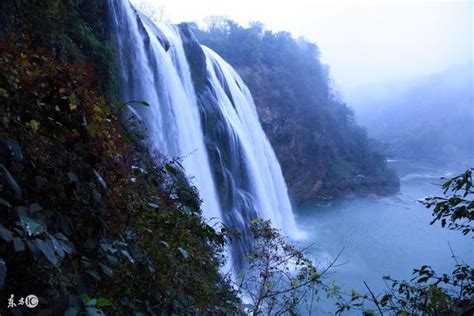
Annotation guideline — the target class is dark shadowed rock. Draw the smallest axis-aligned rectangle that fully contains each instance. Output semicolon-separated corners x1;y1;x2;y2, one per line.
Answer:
178;23;208;93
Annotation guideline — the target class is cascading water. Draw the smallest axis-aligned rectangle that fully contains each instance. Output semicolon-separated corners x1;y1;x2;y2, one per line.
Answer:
109;0;301;268
108;1;221;222
197;47;301;265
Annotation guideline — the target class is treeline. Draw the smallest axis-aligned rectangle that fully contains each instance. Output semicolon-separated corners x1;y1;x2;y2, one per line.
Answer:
192;19;399;201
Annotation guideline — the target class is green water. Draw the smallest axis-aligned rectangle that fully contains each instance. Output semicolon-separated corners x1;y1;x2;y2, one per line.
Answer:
294;162;473;314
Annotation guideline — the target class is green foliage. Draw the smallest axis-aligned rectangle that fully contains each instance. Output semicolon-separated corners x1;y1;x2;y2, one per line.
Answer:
192;19;399;201
0;40;239;314
337;263;474;315
0;0;119;100
421;168;474;235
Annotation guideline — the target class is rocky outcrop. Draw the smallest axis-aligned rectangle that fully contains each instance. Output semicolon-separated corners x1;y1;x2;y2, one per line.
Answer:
178;23;208;93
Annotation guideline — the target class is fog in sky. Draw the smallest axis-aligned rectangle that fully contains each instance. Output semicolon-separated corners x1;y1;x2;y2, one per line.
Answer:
132;0;472;98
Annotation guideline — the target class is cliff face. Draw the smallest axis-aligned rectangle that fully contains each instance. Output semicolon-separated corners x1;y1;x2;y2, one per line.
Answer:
238;65;399;202
192;21;399;202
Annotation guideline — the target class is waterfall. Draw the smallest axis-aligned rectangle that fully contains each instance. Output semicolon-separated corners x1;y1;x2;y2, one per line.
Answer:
109;0;300;268
108;1;221;222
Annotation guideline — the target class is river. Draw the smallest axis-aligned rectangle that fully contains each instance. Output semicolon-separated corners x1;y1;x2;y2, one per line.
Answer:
294;161;473;314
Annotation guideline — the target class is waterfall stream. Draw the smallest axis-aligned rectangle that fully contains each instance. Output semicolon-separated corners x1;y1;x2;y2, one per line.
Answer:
109;0;301;268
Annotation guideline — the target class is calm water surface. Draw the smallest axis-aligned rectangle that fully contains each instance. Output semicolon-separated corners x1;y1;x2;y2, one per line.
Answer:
294;162;473;314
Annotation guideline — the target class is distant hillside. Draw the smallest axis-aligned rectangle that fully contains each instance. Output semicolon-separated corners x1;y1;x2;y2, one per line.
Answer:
352;65;474;166
192;20;399;202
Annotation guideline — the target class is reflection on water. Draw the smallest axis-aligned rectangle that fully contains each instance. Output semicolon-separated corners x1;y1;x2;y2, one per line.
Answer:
294;162;473;314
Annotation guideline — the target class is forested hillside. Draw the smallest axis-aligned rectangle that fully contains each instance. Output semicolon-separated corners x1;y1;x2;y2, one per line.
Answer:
193;20;399;201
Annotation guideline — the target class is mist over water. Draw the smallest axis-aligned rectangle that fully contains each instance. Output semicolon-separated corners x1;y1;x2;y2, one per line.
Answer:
350;64;474;165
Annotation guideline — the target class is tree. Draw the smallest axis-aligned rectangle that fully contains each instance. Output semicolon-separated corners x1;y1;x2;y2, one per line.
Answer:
236;219;342;315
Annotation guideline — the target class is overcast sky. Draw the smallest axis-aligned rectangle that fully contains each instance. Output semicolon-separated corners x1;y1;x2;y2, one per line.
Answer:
132;0;473;97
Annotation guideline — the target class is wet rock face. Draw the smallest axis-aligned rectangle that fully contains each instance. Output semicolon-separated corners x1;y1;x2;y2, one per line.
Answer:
178;23;207;93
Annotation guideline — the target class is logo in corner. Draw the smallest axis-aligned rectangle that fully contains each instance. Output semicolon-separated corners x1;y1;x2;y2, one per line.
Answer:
25;295;39;308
